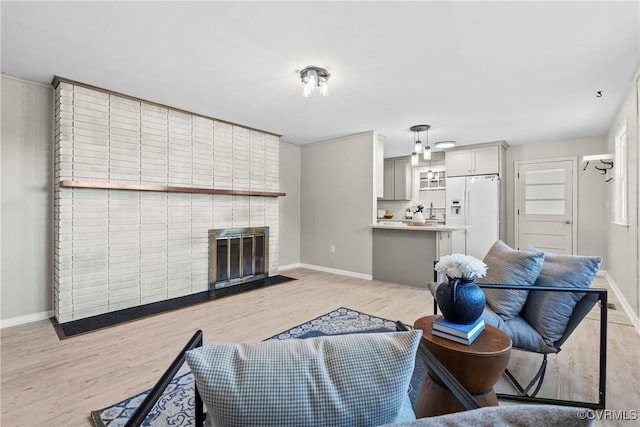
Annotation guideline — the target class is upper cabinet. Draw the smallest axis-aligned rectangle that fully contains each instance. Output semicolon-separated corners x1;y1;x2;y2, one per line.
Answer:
445;143;507;177
380;157;412;200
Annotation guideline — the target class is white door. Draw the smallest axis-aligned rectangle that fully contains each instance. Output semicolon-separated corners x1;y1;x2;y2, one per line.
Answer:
516;160;575;253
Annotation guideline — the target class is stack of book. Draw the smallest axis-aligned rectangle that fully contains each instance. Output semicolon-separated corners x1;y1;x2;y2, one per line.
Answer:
432;316;485;345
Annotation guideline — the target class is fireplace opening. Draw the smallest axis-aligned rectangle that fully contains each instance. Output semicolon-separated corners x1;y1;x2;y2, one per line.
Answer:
209;227;269;290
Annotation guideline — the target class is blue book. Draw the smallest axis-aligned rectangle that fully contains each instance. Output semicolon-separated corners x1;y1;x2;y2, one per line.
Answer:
432;316;485;339
432;326;484;345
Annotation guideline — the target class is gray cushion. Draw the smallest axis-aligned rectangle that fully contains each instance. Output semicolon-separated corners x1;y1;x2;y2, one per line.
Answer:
380;404;594;426
475;240;545;320
185;331;422;427
482;305;557;353
520;247;601;347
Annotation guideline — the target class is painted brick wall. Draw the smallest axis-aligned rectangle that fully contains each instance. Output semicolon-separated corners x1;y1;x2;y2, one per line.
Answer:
53;82;279;322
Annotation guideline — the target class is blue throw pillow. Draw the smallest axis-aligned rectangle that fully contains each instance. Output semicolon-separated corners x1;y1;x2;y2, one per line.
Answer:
475;240;545;320
520;247;601;347
185;331;422;427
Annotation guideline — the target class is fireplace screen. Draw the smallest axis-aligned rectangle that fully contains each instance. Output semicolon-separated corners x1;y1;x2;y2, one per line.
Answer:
209;227;269;290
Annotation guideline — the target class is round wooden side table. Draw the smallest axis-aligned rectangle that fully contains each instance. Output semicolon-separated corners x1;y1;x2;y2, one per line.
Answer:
413;315;512;417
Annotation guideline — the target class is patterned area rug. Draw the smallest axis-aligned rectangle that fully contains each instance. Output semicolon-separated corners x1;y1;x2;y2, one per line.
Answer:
91;307;427;427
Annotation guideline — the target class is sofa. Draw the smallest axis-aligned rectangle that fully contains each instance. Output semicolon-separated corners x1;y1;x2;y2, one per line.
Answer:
123;326;595;427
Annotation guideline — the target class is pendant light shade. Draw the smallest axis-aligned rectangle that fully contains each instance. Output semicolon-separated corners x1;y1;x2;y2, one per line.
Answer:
423;145;431;160
414;139;423;154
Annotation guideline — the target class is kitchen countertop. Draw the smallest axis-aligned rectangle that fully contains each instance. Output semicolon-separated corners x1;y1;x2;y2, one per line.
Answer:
371;223;467;232
376;218;445;224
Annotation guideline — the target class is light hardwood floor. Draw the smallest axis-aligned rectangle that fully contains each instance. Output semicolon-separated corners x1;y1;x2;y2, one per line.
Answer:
1;268;639;426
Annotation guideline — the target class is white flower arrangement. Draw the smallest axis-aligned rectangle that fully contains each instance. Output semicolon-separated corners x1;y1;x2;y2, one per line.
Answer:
409;200;425;213
434;254;487;279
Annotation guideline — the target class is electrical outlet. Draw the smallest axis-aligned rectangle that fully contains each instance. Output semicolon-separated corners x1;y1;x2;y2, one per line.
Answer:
330;245;336;253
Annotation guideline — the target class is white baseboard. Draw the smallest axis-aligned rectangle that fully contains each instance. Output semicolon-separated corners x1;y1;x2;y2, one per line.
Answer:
298;263;373;281
279;263;303;271
1;310;53;329
601;270;640;335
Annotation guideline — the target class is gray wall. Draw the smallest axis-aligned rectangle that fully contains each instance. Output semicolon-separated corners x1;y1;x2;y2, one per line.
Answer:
300;132;375;276
505;136;608;265
606;76;639;317
1;75;53;321
279;142;301;266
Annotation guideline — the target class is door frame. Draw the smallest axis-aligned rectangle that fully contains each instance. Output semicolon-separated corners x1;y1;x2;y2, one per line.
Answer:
514;157;578;254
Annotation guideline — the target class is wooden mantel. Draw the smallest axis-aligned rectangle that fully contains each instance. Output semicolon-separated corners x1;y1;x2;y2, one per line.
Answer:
60;180;286;197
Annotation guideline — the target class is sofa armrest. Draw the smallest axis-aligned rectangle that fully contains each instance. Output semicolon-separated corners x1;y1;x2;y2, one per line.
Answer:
379;405;595;427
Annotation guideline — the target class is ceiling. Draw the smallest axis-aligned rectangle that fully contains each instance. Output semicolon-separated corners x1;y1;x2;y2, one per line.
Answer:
2;1;638;157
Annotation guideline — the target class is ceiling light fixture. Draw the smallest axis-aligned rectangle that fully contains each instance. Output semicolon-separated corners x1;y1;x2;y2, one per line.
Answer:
410;124;431;165
434;140;456;149
300;66;330;97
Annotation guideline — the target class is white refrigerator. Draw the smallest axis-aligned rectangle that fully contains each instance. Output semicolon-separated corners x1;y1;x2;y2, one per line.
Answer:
445;175;500;260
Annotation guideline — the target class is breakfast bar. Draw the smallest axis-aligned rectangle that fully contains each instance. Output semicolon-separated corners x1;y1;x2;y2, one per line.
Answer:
371;223;466;287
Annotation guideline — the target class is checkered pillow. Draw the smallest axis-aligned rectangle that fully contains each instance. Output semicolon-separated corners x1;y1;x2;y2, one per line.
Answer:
185;331;422;427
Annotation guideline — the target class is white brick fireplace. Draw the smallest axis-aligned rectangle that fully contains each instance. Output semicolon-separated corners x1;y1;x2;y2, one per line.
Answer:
53;78;281;323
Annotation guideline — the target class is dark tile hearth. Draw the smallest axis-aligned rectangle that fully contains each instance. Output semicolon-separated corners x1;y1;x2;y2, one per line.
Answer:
54;275;296;339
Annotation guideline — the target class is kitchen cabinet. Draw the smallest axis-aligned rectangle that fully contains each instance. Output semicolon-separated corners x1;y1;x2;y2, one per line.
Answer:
446;145;501;177
412;166;446;221
381;157;412;200
418;168;446;191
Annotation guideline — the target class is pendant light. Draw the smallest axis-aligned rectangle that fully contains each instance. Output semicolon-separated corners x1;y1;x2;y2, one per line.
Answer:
410;124;431;164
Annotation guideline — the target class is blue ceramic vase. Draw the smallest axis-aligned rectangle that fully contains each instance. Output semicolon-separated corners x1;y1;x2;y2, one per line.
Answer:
436;276;486;325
